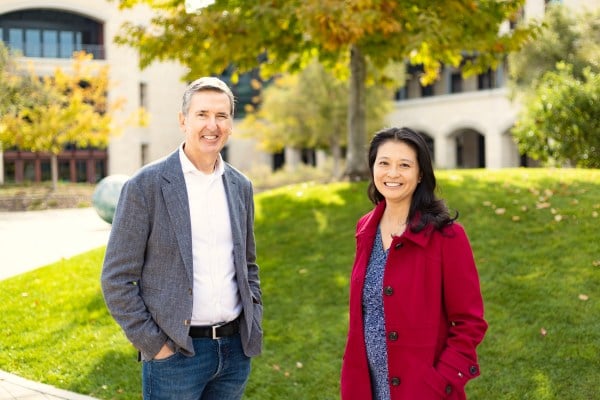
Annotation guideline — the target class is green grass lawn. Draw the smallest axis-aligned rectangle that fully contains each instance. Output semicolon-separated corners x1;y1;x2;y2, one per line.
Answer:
0;168;598;399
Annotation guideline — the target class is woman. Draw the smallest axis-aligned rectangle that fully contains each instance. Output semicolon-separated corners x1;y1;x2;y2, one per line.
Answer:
340;127;487;400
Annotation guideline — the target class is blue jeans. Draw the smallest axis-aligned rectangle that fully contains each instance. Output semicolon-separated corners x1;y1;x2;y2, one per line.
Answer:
142;333;251;400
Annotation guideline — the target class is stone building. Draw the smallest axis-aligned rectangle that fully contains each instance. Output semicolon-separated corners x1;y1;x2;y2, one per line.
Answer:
0;0;597;183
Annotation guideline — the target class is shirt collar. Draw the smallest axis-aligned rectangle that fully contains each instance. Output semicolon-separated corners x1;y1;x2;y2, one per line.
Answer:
179;142;225;177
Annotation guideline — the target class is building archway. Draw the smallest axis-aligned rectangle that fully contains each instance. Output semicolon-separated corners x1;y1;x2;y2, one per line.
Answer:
451;129;485;168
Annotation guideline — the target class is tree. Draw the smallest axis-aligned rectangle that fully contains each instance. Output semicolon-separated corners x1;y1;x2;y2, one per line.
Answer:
0;52;141;189
239;59;393;177
0;43;40;128
116;0;534;179
509;5;600;167
0;42;40;185
508;4;600;92
0;42;19;115
512;63;600;168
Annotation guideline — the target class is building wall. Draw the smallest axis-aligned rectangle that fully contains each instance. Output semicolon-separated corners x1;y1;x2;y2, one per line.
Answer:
388;89;520;169
0;0;265;181
2;0;598;180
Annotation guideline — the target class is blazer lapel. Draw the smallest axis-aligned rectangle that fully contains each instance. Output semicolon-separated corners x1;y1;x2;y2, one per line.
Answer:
222;165;243;250
160;152;194;284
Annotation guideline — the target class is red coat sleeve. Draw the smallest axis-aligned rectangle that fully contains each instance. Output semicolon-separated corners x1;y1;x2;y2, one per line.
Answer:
434;223;488;392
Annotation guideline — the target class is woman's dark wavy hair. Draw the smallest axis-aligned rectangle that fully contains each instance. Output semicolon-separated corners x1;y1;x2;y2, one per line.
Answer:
367;126;457;232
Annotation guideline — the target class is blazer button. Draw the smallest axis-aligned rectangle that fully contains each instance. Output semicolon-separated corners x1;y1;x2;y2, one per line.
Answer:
384;286;394;296
469;365;478;375
394;242;403;250
390;377;401;386
445;385;452;394
388;331;398;341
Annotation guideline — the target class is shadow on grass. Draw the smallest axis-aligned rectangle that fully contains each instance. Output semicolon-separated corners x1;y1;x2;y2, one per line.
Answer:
70;349;140;399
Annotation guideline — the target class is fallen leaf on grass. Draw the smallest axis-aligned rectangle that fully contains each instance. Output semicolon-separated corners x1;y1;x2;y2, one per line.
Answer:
296;362;303;368
512;216;521;222
592;211;598;218
554;215;563;222
578;294;589;301
536;202;551;209
593;260;600;267
540;327;547;337
495;208;506;215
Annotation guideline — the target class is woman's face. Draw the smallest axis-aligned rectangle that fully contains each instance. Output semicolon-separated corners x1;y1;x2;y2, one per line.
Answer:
373;140;421;205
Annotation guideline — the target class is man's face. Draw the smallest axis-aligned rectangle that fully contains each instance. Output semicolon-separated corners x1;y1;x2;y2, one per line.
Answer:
178;90;233;158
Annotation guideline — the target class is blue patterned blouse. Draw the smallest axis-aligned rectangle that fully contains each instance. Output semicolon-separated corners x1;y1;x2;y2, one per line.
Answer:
362;227;391;399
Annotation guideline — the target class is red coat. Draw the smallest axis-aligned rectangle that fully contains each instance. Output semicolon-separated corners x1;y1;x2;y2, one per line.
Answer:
341;201;487;400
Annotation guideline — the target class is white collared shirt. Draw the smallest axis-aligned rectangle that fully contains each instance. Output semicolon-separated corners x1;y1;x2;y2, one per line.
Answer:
179;144;241;325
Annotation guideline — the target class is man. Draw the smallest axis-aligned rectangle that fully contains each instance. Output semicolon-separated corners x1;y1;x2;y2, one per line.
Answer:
101;77;262;400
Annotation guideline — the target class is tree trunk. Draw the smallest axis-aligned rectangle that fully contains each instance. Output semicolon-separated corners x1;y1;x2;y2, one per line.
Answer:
51;154;58;190
330;136;342;179
343;44;369;181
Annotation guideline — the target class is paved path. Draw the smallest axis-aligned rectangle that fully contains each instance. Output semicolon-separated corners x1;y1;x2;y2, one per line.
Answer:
0;208;109;399
0;370;99;400
0;208;110;281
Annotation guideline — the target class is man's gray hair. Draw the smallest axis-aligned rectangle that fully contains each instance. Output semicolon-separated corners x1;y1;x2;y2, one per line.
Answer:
181;76;235;116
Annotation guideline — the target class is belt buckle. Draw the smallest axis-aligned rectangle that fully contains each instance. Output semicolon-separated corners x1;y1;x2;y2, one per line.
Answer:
212;322;224;340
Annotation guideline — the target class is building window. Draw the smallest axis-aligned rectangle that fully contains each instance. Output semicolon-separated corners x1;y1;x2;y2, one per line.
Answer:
272;151;285;171
25;29;41;57
0;9;104;59
478;69;496;90
451;72;463;93
43;30;58;57
301;148;316;167
219;67;268;119
141;143;149;166
421;84;434;97
139;82;148;108
394;87;407;101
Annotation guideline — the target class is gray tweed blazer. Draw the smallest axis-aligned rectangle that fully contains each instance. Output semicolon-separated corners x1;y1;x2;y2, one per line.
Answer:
101;150;262;361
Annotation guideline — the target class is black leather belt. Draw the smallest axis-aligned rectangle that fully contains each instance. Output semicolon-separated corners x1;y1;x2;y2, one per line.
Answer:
189;317;240;339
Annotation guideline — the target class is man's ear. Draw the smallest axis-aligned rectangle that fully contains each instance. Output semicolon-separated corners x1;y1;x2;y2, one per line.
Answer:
178;112;186;131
